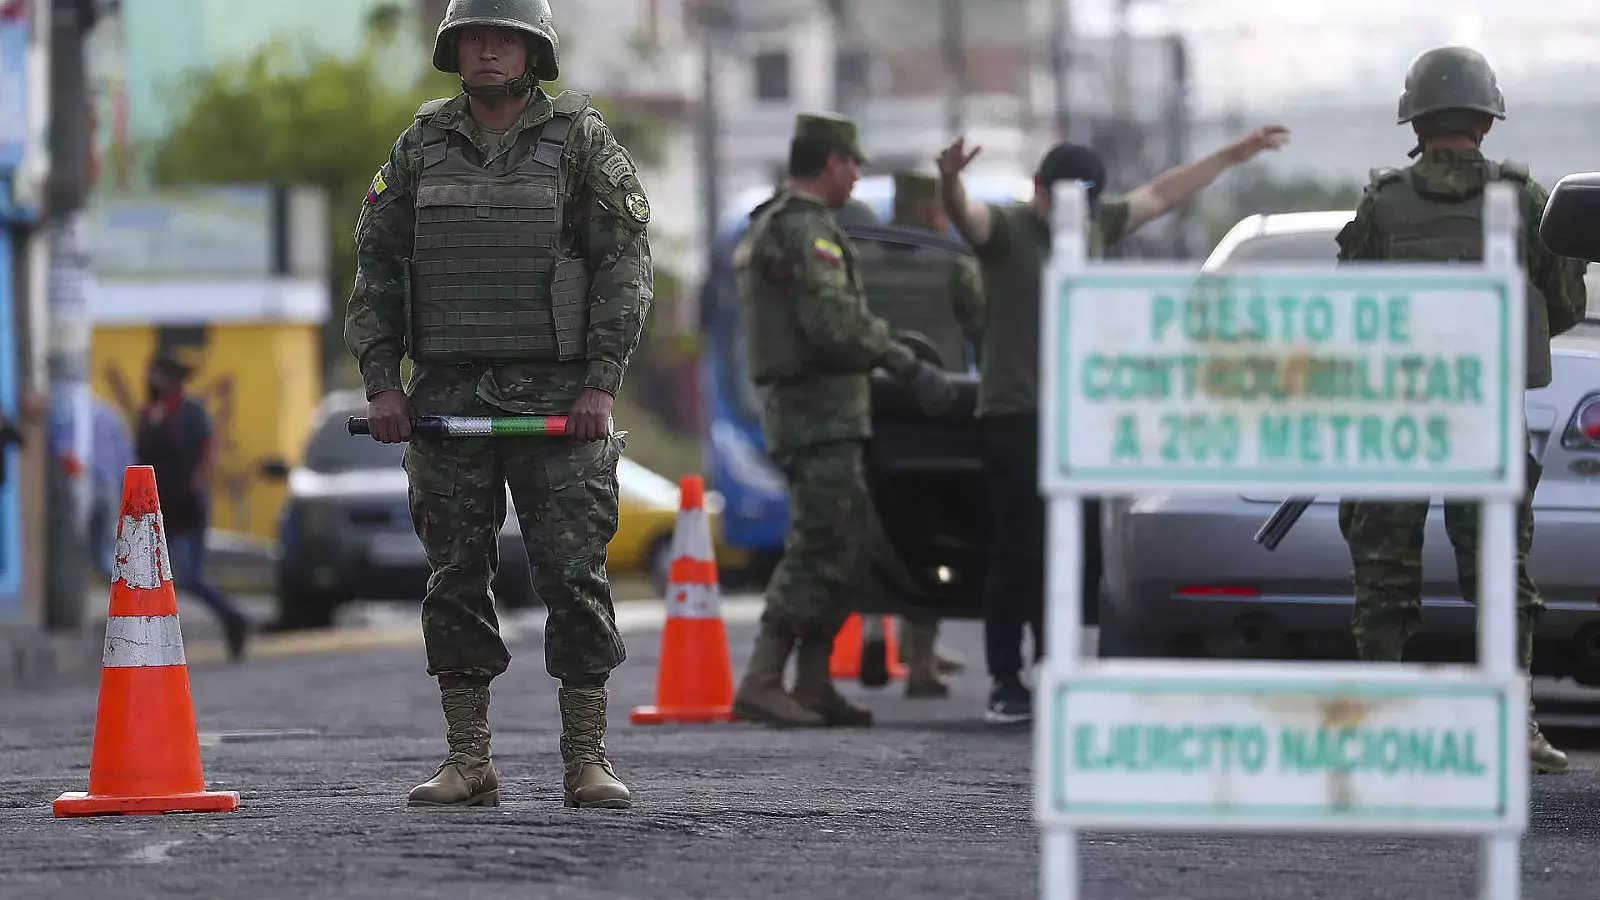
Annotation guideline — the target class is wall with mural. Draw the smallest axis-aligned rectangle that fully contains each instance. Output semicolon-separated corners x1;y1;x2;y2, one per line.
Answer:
90;322;322;540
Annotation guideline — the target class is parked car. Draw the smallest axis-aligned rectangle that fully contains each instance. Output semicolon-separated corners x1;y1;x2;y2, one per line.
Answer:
263;390;729;629
1097;209;1600;684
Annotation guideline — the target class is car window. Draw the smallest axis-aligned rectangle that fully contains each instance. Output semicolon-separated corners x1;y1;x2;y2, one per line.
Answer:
302;412;404;473
1215;230;1341;268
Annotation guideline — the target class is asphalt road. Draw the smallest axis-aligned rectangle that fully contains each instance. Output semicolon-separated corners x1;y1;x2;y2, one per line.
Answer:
6;598;1600;899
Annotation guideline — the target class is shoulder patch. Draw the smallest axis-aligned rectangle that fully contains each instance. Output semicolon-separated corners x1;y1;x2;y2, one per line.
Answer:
365;167;389;205
812;237;844;266
415;97;451;120
624;192;651;224
594;146;636;190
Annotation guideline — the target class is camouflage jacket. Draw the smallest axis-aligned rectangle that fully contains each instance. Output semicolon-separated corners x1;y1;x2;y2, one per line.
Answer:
886;214;986;359
735;189;918;454
1337;147;1588;390
343;90;653;415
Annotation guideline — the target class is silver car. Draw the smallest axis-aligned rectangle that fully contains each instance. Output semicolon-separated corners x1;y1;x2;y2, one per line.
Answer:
1100;210;1600;685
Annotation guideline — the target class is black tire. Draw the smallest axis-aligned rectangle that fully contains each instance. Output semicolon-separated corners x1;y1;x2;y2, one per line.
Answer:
272;572;344;631
493;561;537;610
648;533;673;598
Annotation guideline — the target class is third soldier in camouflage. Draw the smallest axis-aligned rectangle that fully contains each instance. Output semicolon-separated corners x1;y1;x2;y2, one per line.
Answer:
730;113;957;728
343;0;651;809
1336;44;1589;775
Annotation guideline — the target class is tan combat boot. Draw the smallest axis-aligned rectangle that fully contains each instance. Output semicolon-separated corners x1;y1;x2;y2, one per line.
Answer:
732;620;827;727
1530;717;1569;774
903;619;949;699
895;619;966;674
793;635;873;727
408;686;500;807
559;686;633;809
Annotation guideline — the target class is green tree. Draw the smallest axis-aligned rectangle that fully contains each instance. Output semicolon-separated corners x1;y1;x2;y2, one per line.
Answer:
1205;167;1364;251
149;4;664;381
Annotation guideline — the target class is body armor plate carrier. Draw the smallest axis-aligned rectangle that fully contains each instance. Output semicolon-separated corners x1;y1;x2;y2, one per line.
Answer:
406;93;591;365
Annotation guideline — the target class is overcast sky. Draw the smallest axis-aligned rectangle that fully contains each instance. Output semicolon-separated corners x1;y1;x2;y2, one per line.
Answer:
1067;0;1600;112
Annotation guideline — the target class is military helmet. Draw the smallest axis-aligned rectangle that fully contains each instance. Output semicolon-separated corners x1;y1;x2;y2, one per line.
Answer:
1396;46;1505;124
432;0;560;82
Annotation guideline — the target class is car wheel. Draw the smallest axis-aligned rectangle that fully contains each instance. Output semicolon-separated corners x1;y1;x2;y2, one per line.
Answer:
493;560;536;610
273;573;344;631
648;533;674;598
1095;587;1171;659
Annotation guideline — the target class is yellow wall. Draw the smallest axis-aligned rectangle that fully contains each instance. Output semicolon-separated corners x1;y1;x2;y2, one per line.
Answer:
90;323;323;539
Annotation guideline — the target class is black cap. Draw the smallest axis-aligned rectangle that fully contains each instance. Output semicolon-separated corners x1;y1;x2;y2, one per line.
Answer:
150;353;195;381
1036;142;1106;207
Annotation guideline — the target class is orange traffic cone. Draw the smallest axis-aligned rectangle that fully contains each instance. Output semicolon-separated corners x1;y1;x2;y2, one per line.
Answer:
54;466;240;818
830;614;907;686
630;475;735;725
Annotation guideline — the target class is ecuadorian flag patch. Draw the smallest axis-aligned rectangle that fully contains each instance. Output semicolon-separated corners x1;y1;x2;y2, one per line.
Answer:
812;237;843;266
365;169;388;205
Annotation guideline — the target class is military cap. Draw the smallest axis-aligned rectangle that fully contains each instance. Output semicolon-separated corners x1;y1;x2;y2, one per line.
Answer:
893;170;938;204
793;112;869;165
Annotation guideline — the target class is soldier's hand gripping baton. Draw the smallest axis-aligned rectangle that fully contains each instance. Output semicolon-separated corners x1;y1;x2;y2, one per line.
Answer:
1253;495;1314;552
346;415;616;439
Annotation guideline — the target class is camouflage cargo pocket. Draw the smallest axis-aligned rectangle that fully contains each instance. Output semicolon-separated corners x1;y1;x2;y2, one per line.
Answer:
541;436;622;562
403;443;459;565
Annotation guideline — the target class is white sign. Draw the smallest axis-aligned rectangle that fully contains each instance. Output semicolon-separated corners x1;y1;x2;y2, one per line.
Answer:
1040;661;1523;835
1043;268;1525;498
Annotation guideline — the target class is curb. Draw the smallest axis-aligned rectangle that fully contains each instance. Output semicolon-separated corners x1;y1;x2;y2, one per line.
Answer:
0;598;765;693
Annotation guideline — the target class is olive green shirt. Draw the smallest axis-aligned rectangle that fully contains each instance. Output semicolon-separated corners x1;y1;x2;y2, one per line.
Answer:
973;196;1130;417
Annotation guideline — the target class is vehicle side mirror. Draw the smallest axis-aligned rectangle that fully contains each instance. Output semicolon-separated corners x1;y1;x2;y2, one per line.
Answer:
259;458;290;481
1539;172;1600;262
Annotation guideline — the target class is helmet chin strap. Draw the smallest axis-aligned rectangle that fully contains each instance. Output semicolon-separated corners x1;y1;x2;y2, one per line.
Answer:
461;71;538;102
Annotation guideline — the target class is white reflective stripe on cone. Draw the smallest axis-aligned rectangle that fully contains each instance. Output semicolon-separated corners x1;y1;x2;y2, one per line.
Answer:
667;582;721;620
671;508;714;559
114;511;175;590
101;615;188;668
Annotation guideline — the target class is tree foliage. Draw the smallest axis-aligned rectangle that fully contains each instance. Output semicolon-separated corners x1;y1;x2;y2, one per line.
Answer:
1204;168;1365;251
148;4;664;379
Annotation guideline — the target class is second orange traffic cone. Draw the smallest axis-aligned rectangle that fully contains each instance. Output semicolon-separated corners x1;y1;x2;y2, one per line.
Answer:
830;614;907;686
630;476;735;725
54;466;240;817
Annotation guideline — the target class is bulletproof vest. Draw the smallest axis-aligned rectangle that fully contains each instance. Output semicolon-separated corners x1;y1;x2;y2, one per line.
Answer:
853;239;970;372
1367;159;1552;387
406;91;592;365
736;194;868;384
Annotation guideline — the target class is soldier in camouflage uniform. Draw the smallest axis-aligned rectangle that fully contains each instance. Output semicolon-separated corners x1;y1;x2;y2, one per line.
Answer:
344;0;651;808
1335;45;1588;775
730;113;959;728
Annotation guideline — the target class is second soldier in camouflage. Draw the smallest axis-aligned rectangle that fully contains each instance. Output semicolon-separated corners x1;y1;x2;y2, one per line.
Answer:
1336;45;1589;775
729;112;958;728
343;0;650;809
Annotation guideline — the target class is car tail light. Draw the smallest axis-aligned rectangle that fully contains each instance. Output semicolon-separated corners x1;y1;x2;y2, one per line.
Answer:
1174;585;1261;598
1564;396;1600;449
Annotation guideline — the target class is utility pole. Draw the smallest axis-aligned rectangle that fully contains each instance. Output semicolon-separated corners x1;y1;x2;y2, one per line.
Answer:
695;0;728;314
1109;0;1133;190
43;0;96;631
941;0;965;140
1048;0;1072;141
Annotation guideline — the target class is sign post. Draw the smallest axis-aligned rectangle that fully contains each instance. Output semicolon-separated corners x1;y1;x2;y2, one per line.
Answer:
1035;181;1528;899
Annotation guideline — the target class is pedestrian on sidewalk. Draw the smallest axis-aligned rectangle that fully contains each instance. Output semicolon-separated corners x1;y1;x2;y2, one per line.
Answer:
135;353;249;662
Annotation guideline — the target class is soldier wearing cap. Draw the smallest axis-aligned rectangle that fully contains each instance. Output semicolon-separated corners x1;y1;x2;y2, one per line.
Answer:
937;123;1290;725
730;112;959;728
343;0;651;809
1336;45;1587;775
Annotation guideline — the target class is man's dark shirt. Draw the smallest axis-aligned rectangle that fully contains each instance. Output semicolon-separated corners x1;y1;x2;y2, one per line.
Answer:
135;394;212;533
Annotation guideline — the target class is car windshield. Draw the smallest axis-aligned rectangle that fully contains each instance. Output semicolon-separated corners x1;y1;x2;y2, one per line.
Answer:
302;412;404;473
1216;230;1341;267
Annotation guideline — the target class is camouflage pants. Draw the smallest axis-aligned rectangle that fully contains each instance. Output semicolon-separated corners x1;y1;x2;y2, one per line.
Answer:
403;400;626;685
762;440;871;641
1340;448;1544;668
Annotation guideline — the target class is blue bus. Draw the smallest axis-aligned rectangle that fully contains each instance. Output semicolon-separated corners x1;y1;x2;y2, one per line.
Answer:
699;173;1034;573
